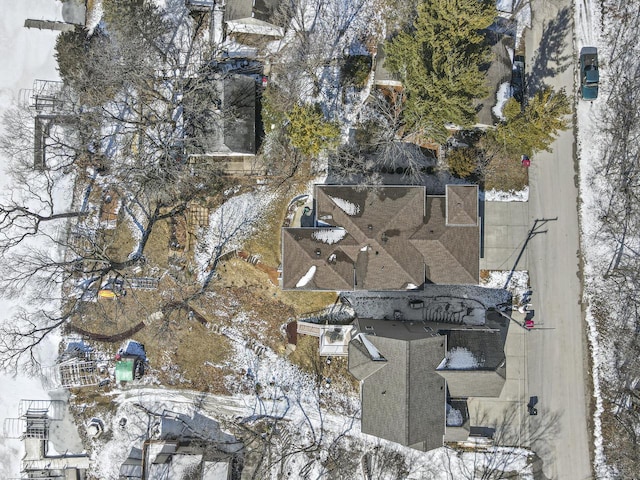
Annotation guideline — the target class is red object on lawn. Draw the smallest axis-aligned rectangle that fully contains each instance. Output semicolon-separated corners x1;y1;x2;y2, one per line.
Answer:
521;155;531;167
525;319;535;329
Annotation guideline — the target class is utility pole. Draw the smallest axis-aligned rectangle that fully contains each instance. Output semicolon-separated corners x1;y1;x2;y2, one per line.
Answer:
503;217;558;289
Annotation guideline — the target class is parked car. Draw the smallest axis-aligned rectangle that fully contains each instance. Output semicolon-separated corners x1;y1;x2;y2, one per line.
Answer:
580;47;599;100
528;396;539;416
511;55;526;105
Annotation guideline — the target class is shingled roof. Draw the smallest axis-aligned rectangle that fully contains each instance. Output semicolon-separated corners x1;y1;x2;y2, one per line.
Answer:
446;185;479;226
348;319;446;451
282;185;479;290
436;328;507;398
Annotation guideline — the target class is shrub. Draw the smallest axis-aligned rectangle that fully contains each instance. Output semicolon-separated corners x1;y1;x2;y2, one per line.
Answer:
483;151;528;191
286;103;341;157
341;55;372;88
446;147;478;178
487;88;571;157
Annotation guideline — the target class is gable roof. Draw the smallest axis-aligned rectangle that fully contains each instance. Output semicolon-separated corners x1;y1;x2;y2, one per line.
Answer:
473;30;514;127
349;326;446;450
348;333;388;381
282;185;479;290
221;75;256;154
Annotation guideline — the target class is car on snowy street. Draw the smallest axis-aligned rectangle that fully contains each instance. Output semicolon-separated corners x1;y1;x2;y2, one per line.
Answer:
580;47;599;100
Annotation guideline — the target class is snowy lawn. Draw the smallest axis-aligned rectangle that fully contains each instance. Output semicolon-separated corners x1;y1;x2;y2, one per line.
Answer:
0;1;67;477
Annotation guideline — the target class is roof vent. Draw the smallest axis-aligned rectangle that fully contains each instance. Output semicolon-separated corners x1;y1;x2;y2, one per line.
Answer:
315;249;321;256
367;224;373;230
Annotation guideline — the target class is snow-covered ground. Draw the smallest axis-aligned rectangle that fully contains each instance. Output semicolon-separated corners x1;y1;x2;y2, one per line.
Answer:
0;1;66;477
573;0;615;476
194;188;277;283
87;381;534;480
484;186;529;202
481;270;529;297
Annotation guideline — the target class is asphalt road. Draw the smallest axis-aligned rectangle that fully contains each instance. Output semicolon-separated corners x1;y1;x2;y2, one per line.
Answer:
525;0;593;478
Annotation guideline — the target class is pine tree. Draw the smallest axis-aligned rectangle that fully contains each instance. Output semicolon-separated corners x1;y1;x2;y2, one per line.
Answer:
489;88;570;156
286;104;341;157
384;0;496;142
447;147;479;178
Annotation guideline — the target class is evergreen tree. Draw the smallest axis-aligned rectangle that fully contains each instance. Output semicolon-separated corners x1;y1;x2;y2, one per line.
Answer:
447;147;479;178
286;104;341;157
384;0;496;142
488;88;571;156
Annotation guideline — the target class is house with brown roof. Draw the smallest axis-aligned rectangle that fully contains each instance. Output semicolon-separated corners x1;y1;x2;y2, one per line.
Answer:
281;184;480;291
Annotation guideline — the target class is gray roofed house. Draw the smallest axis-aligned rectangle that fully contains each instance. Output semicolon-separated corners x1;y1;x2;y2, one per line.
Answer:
282;184;480;291
436;329;507;398
348;314;508;451
349;319;446;451
224;0;284;38
185;74;256;156
219;75;256;154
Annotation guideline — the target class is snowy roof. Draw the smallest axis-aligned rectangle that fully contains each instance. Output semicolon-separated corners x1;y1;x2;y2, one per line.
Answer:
348;323;446;451
282;185;480;291
436;325;508;398
226;18;284;38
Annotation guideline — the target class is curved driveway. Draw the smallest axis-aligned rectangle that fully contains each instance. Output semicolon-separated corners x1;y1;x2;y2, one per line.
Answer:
524;0;593;478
